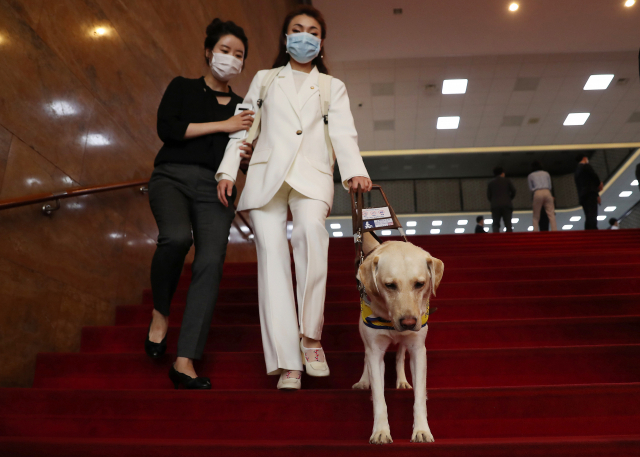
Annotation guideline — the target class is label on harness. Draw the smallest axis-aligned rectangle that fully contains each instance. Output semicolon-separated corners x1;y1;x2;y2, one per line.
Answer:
363;207;391;220
363;218;394;230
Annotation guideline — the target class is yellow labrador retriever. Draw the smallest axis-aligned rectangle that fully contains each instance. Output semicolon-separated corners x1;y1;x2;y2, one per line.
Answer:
352;233;444;444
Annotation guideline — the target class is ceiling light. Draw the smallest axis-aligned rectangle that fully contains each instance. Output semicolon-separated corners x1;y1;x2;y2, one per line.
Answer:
455;228;465;233
485;218;493;224
604;206;616;212
430;229;440;234
584;74;614;90
437;116;460;130
511;218;519;223
406;229;416;235
48;100;77;116
597;215;606;221
330;223;341;229
381;230;392;236
333;231;343;237
570;216;582;222
619;191;633;197
406;221;417;227
632;180;639;186
527;226;534;231
84;133;110;146
442;79;468;94
564;113;590;126
562;225;573;230
625;0;635;7
432;220;443;226
94;27;107;36
509;2;519;11
457;220;468;225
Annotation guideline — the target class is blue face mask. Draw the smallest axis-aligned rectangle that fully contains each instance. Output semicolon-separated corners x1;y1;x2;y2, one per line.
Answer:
286;32;321;64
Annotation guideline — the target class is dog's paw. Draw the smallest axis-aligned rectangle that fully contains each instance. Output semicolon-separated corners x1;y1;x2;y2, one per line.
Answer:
352;381;370;390
411;429;435;443
396;380;412;389
369;429;393;444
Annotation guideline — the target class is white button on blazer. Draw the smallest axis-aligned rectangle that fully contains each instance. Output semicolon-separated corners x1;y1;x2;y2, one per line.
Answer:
216;63;369;212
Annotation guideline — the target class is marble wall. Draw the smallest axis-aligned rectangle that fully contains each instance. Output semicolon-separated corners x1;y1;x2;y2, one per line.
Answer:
0;0;295;387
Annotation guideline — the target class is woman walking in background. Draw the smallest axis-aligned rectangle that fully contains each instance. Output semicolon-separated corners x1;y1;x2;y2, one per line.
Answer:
145;19;254;389
216;5;371;390
528;161;557;231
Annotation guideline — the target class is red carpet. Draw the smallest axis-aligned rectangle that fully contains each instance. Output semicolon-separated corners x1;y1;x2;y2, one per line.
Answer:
2;229;640;455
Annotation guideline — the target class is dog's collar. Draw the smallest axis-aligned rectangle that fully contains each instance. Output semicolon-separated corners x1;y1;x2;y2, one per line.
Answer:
360;296;429;331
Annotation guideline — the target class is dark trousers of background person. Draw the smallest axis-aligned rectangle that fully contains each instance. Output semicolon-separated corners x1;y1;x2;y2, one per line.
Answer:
491;206;513;233
148;163;237;360
580;193;599;230
539;208;550;231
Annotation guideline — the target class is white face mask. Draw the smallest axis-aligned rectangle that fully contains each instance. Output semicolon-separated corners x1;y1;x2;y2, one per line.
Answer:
209;52;242;82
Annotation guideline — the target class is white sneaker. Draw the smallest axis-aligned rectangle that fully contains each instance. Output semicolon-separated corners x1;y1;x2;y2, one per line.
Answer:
277;370;301;390
300;341;330;377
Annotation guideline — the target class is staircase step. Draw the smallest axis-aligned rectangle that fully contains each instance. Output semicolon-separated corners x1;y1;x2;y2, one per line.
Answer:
1;384;639;441
116;294;640;325
33;345;640;390
81;316;640;353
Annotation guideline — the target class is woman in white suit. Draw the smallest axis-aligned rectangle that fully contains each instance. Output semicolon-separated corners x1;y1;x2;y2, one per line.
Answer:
216;5;372;390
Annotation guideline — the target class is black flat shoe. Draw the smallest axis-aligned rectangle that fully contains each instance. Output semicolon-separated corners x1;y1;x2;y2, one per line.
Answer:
145;322;167;359
169;365;211;390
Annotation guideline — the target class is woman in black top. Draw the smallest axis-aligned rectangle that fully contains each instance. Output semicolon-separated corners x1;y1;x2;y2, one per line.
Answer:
145;18;254;389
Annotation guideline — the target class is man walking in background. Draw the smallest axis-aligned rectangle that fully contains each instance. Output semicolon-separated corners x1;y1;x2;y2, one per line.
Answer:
528;161;557;231
574;154;603;230
487;167;516;233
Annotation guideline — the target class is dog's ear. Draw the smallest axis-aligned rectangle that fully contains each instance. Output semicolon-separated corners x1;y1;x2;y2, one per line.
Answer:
358;255;381;295
426;255;444;297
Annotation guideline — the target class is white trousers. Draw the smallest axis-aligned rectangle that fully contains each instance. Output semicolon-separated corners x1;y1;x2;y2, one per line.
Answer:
249;182;330;375
532;188;557;231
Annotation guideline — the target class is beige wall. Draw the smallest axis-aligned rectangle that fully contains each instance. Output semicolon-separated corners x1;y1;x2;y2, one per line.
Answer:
0;0;296;387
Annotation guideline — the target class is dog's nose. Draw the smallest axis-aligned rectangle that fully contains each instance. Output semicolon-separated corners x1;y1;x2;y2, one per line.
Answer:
399;317;417;330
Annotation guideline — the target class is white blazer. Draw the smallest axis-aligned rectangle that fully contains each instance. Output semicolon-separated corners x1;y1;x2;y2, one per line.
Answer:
216;63;369;212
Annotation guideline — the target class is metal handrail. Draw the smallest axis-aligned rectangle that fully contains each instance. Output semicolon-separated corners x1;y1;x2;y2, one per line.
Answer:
617;198;640;225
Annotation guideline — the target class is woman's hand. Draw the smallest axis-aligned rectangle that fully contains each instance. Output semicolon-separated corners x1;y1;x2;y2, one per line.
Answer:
348;176;373;193
220;110;255;133
217;179;234;207
239;141;253;172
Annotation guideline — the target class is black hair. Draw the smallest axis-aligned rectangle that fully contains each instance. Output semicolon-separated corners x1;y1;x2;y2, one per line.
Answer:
609;217;618;226
204;18;248;65
576;153;588;163
272;5;329;74
493;166;504;177
531;161;543;172
476;215;484;223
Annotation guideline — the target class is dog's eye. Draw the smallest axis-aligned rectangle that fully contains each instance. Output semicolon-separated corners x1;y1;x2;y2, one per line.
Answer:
414;282;425;289
385;283;397;290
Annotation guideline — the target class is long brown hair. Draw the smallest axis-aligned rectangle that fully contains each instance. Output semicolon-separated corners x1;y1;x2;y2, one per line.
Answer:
272;5;329;74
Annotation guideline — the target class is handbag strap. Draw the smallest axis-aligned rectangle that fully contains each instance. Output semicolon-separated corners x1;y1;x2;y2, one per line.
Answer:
245;67;283;144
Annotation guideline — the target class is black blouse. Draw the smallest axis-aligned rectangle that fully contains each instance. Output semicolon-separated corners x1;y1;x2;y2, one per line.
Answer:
154;76;243;171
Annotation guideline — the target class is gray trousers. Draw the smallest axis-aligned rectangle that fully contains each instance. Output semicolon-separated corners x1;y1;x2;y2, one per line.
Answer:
148;163;236;359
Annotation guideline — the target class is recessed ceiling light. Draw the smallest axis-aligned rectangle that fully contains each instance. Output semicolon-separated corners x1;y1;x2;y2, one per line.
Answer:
94;27;107;36
406;229;416;235
619;191;633;197
437;116;460;130
406;221;417;227
455;228;465;233
570;216;582;222
509;2;519;11
457;220;468;225
330;223;341;229
584;74;614;90
604;206;616;212
625;0;635;7
84;133;110;146
511;218;519;223
381;230;392;236
562;225;573;230
527;226;534;231
333;231;343;237
597;215;607;221
432;220;443;226
442;79;468;94
485;218;493;224
564;113;590;126
632;180;639;186
48;101;77;116
430;229;440;234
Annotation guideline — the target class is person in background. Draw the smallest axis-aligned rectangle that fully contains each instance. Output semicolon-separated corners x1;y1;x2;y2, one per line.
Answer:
475;215;486;233
609;218;620;230
539;207;550;231
145;19;254;390
574;154;603;230
528;161;557;231
487;166;516;233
